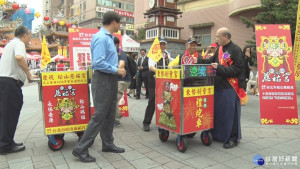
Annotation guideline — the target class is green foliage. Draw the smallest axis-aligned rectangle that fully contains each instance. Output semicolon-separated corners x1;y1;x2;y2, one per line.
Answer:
240;0;299;67
257;0;298;42
133;22;149;41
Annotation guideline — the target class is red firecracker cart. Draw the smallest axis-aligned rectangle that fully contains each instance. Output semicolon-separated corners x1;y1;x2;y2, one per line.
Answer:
38;68;130;151
155;64;214;153
40;70;91;151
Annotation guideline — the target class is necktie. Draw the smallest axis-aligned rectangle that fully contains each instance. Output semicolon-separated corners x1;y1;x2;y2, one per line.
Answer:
164;52;169;67
141;57;144;65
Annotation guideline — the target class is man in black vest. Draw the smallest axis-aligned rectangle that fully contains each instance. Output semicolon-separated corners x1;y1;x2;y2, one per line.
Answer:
143;36;173;131
136;49;149;99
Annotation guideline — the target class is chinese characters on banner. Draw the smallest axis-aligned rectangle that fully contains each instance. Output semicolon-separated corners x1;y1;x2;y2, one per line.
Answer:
68;28;98;70
294;0;300;80
183;86;214;133
119;91;129;117
156;69;181;133
255;24;298;125
68;28;123;70
42;71;90;135
95;6;134;18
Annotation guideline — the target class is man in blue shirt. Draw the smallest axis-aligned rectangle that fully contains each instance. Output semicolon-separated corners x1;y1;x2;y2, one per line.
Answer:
72;11;126;163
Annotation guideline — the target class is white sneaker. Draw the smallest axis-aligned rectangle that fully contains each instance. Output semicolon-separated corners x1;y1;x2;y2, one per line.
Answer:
256;92;259;96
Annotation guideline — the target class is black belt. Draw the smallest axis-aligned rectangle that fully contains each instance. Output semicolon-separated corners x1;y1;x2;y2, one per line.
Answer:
0;77;24;87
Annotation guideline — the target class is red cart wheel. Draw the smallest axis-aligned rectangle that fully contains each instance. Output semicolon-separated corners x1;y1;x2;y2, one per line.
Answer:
176;136;188;153
48;136;64;151
201;131;213;146
159;129;169;142
186;132;196;138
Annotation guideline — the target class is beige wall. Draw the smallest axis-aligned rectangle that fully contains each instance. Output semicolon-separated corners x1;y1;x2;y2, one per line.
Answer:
134;0;147;29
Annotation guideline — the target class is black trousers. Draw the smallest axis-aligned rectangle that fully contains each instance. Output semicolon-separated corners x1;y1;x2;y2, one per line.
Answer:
74;71;118;155
0;78;23;152
143;87;155;125
136;74;149;97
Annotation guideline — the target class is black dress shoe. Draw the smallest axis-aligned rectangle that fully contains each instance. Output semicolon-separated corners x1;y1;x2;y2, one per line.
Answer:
15;142;23;146
223;140;238;149
0;145;25;155
72;150;96;163
102;146;125;153
145;96;149;99
136;96;140;100
143;125;150;131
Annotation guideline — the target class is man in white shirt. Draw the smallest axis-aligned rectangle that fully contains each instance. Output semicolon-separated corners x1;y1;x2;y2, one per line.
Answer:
0;26;37;155
143;36;174;131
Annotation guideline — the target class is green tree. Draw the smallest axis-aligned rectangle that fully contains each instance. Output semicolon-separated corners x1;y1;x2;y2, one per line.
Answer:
257;0;298;42
241;0;298;66
133;22;149;41
134;26;146;41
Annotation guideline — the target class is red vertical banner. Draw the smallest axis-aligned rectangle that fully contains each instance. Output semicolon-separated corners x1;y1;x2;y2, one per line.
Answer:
155;69;181;133
42;71;90;135
255;24;299;125
182;86;214;133
69;28;123;70
68;28;98;70
119;91;129;117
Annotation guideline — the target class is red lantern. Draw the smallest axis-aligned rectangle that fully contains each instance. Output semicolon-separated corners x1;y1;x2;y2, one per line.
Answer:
12;3;19;10
66;23;71;27
44;16;49;21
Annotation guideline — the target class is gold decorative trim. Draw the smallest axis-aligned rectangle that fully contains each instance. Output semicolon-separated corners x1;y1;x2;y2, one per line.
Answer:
261;118;273;124
278;25;290;30
255;25;267;31
286;118;299;125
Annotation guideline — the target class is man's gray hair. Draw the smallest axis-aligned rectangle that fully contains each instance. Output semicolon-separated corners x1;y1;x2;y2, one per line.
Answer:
219;27;231;39
14;26;29;37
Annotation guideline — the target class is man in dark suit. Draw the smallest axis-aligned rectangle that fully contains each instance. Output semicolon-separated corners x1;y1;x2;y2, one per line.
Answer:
136;49;149;99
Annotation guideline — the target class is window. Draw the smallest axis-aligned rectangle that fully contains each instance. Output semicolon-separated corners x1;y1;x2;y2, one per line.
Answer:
97;0;106;5
112;1;124;9
83;2;86;12
120;16;126;22
126;17;134;24
83;15;86;21
126;4;134;11
97;12;104;19
149;16;155;22
146;28;159;39
193;27;211;47
126;30;134;35
161;28;179;39
203;35;211;46
112;1;118;7
194;35;211;46
105;0;112;6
